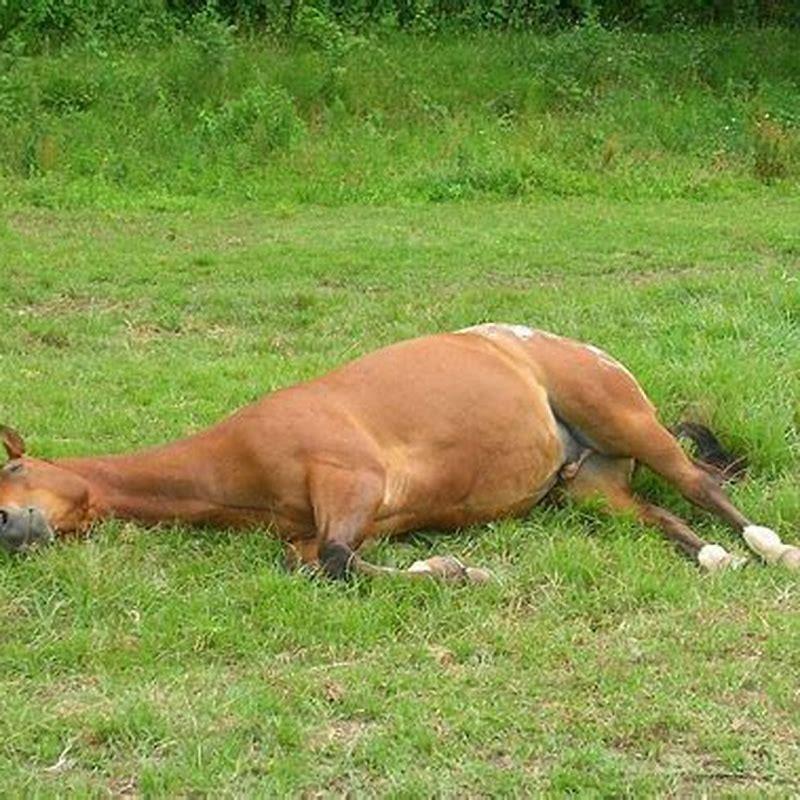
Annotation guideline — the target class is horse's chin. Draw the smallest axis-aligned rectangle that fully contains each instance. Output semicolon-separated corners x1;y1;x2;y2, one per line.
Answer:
0;506;55;553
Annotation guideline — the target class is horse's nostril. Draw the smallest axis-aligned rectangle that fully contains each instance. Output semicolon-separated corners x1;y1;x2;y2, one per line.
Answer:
0;509;7;527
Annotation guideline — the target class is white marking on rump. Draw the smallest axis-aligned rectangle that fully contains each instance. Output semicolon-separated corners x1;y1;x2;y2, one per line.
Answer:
743;525;799;568
458;323;548;341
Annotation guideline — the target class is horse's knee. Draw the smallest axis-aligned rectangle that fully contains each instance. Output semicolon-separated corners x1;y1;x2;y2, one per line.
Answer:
320;541;355;580
284;538;320;573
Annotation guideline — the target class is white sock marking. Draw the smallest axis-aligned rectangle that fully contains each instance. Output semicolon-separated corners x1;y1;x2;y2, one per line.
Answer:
743;524;798;567
698;544;737;572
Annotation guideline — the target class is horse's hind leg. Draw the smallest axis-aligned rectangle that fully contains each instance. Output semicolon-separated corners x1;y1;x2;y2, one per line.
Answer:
562;452;745;571
307;461;386;580
606;413;799;570
545;340;798;570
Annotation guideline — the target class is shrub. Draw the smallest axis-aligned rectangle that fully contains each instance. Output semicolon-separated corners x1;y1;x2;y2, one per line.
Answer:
751;115;798;183
197;86;304;152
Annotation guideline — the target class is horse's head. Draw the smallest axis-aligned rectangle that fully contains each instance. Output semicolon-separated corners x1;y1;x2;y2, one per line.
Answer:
0;426;92;552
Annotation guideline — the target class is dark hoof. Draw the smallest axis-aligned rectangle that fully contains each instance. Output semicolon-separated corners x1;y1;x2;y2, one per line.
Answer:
320;542;355;580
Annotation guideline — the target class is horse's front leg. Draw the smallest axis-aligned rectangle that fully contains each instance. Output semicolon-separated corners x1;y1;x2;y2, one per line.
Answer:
307;461;491;583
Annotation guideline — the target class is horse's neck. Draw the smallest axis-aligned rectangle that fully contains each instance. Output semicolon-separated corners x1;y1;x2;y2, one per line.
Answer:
57;434;222;523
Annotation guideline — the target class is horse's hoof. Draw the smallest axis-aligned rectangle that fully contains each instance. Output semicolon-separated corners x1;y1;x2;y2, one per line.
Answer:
428;555;469;581
778;547;800;571
464;566;494;584
698;544;742;573
408;556;492;583
408;557;455;579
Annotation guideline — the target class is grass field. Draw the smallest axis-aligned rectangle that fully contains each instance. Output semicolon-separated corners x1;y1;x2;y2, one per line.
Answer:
1;198;798;796
1;27;799;798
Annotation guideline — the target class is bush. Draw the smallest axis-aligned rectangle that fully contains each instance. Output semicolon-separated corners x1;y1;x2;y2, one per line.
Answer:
751;115;798;183
197;86;304;152
0;0;174;48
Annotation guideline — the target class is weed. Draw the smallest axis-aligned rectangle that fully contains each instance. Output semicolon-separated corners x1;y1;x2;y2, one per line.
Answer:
751;114;798;183
198;86;304;153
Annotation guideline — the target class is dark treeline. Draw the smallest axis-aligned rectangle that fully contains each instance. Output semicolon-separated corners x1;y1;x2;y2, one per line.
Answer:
1;0;798;49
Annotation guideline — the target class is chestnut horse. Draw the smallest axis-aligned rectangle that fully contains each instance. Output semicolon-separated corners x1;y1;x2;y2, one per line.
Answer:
1;324;796;578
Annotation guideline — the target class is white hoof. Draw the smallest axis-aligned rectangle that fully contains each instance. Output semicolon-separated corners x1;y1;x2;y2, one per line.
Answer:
698;544;743;573
407;556;493;583
743;525;796;567
777;547;800;571
464;566;494;584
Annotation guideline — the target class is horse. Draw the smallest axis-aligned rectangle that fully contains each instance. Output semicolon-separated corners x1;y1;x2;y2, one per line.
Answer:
1;323;796;579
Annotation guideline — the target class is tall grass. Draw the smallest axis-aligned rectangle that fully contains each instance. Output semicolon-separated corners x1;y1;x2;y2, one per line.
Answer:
1;25;799;209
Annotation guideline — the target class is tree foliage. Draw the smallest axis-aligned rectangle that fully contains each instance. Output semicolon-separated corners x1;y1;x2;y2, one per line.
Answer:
1;0;798;49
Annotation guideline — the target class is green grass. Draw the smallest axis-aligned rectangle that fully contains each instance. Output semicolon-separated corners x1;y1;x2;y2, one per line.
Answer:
1;23;799;797
1;27;800;210
0;196;798;795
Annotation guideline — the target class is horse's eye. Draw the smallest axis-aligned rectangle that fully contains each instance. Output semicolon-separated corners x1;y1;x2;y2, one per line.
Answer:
3;462;24;475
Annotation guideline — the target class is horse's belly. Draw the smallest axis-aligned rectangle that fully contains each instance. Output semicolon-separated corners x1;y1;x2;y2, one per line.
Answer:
376;414;564;534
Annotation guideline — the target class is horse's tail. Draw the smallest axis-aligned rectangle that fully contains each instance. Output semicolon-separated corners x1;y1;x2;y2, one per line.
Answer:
672;421;747;482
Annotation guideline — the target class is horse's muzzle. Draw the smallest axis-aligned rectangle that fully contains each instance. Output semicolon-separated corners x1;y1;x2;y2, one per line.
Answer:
0;506;54;552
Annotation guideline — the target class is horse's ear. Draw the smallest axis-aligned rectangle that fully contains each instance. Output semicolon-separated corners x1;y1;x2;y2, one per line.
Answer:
0;426;25;460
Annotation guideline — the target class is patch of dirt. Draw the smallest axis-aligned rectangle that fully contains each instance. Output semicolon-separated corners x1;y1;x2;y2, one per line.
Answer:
427;644;457;669
16;294;137;318
123;319;239;344
322;679;346;704
107;775;138;797
308;718;377;752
